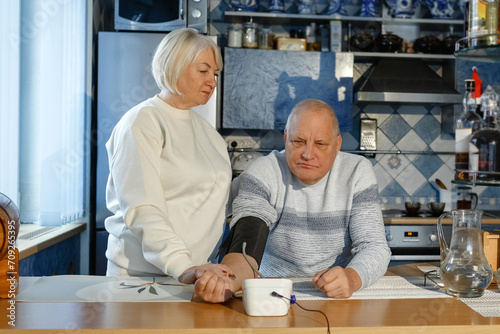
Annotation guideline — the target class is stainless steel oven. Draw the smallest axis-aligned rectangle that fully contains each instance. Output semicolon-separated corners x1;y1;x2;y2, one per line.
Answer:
383;210;453;266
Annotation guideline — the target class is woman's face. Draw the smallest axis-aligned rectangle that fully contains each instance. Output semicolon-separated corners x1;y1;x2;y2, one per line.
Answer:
173;48;219;109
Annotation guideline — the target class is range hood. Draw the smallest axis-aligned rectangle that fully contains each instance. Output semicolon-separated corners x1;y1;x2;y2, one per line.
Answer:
354;58;462;104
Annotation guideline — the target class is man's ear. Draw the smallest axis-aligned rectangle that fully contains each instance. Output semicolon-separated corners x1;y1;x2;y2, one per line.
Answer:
336;135;343;153
283;130;287;144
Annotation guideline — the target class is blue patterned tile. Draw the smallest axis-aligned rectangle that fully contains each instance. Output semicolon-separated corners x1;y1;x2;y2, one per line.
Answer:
380;180;409;197
478;186;500;200
413;114;441;145
379;114;410;144
413;182;439;198
413;154;445;179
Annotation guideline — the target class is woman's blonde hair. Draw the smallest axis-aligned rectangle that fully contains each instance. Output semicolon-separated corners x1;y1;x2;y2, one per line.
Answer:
152;28;223;94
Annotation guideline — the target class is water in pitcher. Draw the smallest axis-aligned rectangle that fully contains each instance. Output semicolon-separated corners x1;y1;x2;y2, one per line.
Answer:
437;210;493;298
440;227;493;297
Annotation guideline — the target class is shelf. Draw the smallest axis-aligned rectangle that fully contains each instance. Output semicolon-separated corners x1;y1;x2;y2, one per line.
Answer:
224;11;463;26
452;170;500;187
454;35;500;62
352;52;456;60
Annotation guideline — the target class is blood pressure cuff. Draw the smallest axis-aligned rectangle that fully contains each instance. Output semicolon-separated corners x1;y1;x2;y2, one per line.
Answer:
219;216;269;266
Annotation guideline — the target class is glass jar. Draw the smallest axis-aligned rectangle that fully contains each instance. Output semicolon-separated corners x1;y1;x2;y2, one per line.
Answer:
228;25;242;48
242;22;258;49
258;28;274;49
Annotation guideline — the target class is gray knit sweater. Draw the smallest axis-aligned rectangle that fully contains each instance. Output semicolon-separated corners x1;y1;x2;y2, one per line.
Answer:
230;150;391;289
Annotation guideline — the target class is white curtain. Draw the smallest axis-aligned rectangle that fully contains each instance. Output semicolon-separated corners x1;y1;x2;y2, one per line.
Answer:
0;1;20;204
1;0;88;225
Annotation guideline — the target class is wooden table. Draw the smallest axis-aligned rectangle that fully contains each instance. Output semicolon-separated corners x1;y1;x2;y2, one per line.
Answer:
2;263;500;333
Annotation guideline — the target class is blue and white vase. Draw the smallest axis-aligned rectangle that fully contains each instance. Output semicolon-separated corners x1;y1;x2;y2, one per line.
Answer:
298;0;317;14
392;0;422;18
327;0;348;15
231;0;259;12
424;0;454;19
269;0;284;13
360;0;380;16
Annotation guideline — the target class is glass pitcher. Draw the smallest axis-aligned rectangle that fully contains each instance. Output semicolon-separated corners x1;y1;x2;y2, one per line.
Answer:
437;209;493;298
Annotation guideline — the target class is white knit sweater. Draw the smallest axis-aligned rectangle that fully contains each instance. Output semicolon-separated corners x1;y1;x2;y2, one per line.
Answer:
231;150;391;288
105;96;231;279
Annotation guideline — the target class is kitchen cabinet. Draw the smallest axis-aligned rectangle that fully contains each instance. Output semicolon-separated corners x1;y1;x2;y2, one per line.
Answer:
223;11;463;104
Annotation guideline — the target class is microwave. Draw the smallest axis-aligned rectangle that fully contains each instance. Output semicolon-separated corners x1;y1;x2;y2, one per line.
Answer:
114;0;208;33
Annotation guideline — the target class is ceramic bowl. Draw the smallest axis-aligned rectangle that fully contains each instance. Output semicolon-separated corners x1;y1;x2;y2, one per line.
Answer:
242;278;293;316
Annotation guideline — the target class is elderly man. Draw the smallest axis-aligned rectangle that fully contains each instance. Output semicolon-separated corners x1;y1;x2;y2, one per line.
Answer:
195;98;391;303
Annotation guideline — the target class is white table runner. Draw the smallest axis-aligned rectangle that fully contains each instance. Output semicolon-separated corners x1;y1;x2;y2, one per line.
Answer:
291;274;451;300
15;275;194;302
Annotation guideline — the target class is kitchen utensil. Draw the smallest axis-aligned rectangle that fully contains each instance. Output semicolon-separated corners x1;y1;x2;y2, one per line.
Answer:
437;209;493;297
456;186;478;209
435;178;447;190
427;202;445;216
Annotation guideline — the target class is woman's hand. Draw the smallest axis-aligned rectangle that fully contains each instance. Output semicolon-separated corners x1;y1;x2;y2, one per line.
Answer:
178;263;236;303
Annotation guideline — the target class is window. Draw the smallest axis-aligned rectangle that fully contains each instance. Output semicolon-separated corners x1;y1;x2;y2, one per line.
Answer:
0;0;90;226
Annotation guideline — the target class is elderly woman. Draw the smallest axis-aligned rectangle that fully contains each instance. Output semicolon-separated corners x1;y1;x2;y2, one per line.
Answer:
105;28;234;300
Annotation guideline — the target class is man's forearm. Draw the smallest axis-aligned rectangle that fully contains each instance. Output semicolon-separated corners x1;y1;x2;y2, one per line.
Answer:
221;253;258;292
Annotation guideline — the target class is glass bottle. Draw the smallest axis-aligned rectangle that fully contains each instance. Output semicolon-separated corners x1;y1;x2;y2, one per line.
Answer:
455;79;482;181
486;0;499;45
469;85;500;182
469;0;488;47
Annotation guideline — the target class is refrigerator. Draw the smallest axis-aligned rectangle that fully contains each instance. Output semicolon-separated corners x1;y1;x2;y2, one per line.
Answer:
92;31;220;275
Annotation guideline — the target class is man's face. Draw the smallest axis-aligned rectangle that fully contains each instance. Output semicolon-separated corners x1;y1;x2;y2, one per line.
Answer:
284;108;342;185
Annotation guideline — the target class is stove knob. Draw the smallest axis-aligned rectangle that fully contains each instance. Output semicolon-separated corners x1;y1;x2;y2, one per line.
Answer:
429;234;438;242
386;234;393;242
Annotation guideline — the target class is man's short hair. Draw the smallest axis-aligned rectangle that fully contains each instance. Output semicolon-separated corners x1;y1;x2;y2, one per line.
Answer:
285;99;340;136
152;28;223;95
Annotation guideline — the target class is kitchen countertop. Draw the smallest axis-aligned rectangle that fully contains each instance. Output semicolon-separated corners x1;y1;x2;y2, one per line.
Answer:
4;262;500;333
383;210;500;225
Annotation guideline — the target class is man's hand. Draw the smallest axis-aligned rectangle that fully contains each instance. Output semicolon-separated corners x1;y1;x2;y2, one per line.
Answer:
178;263;235;303
312;267;362;298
